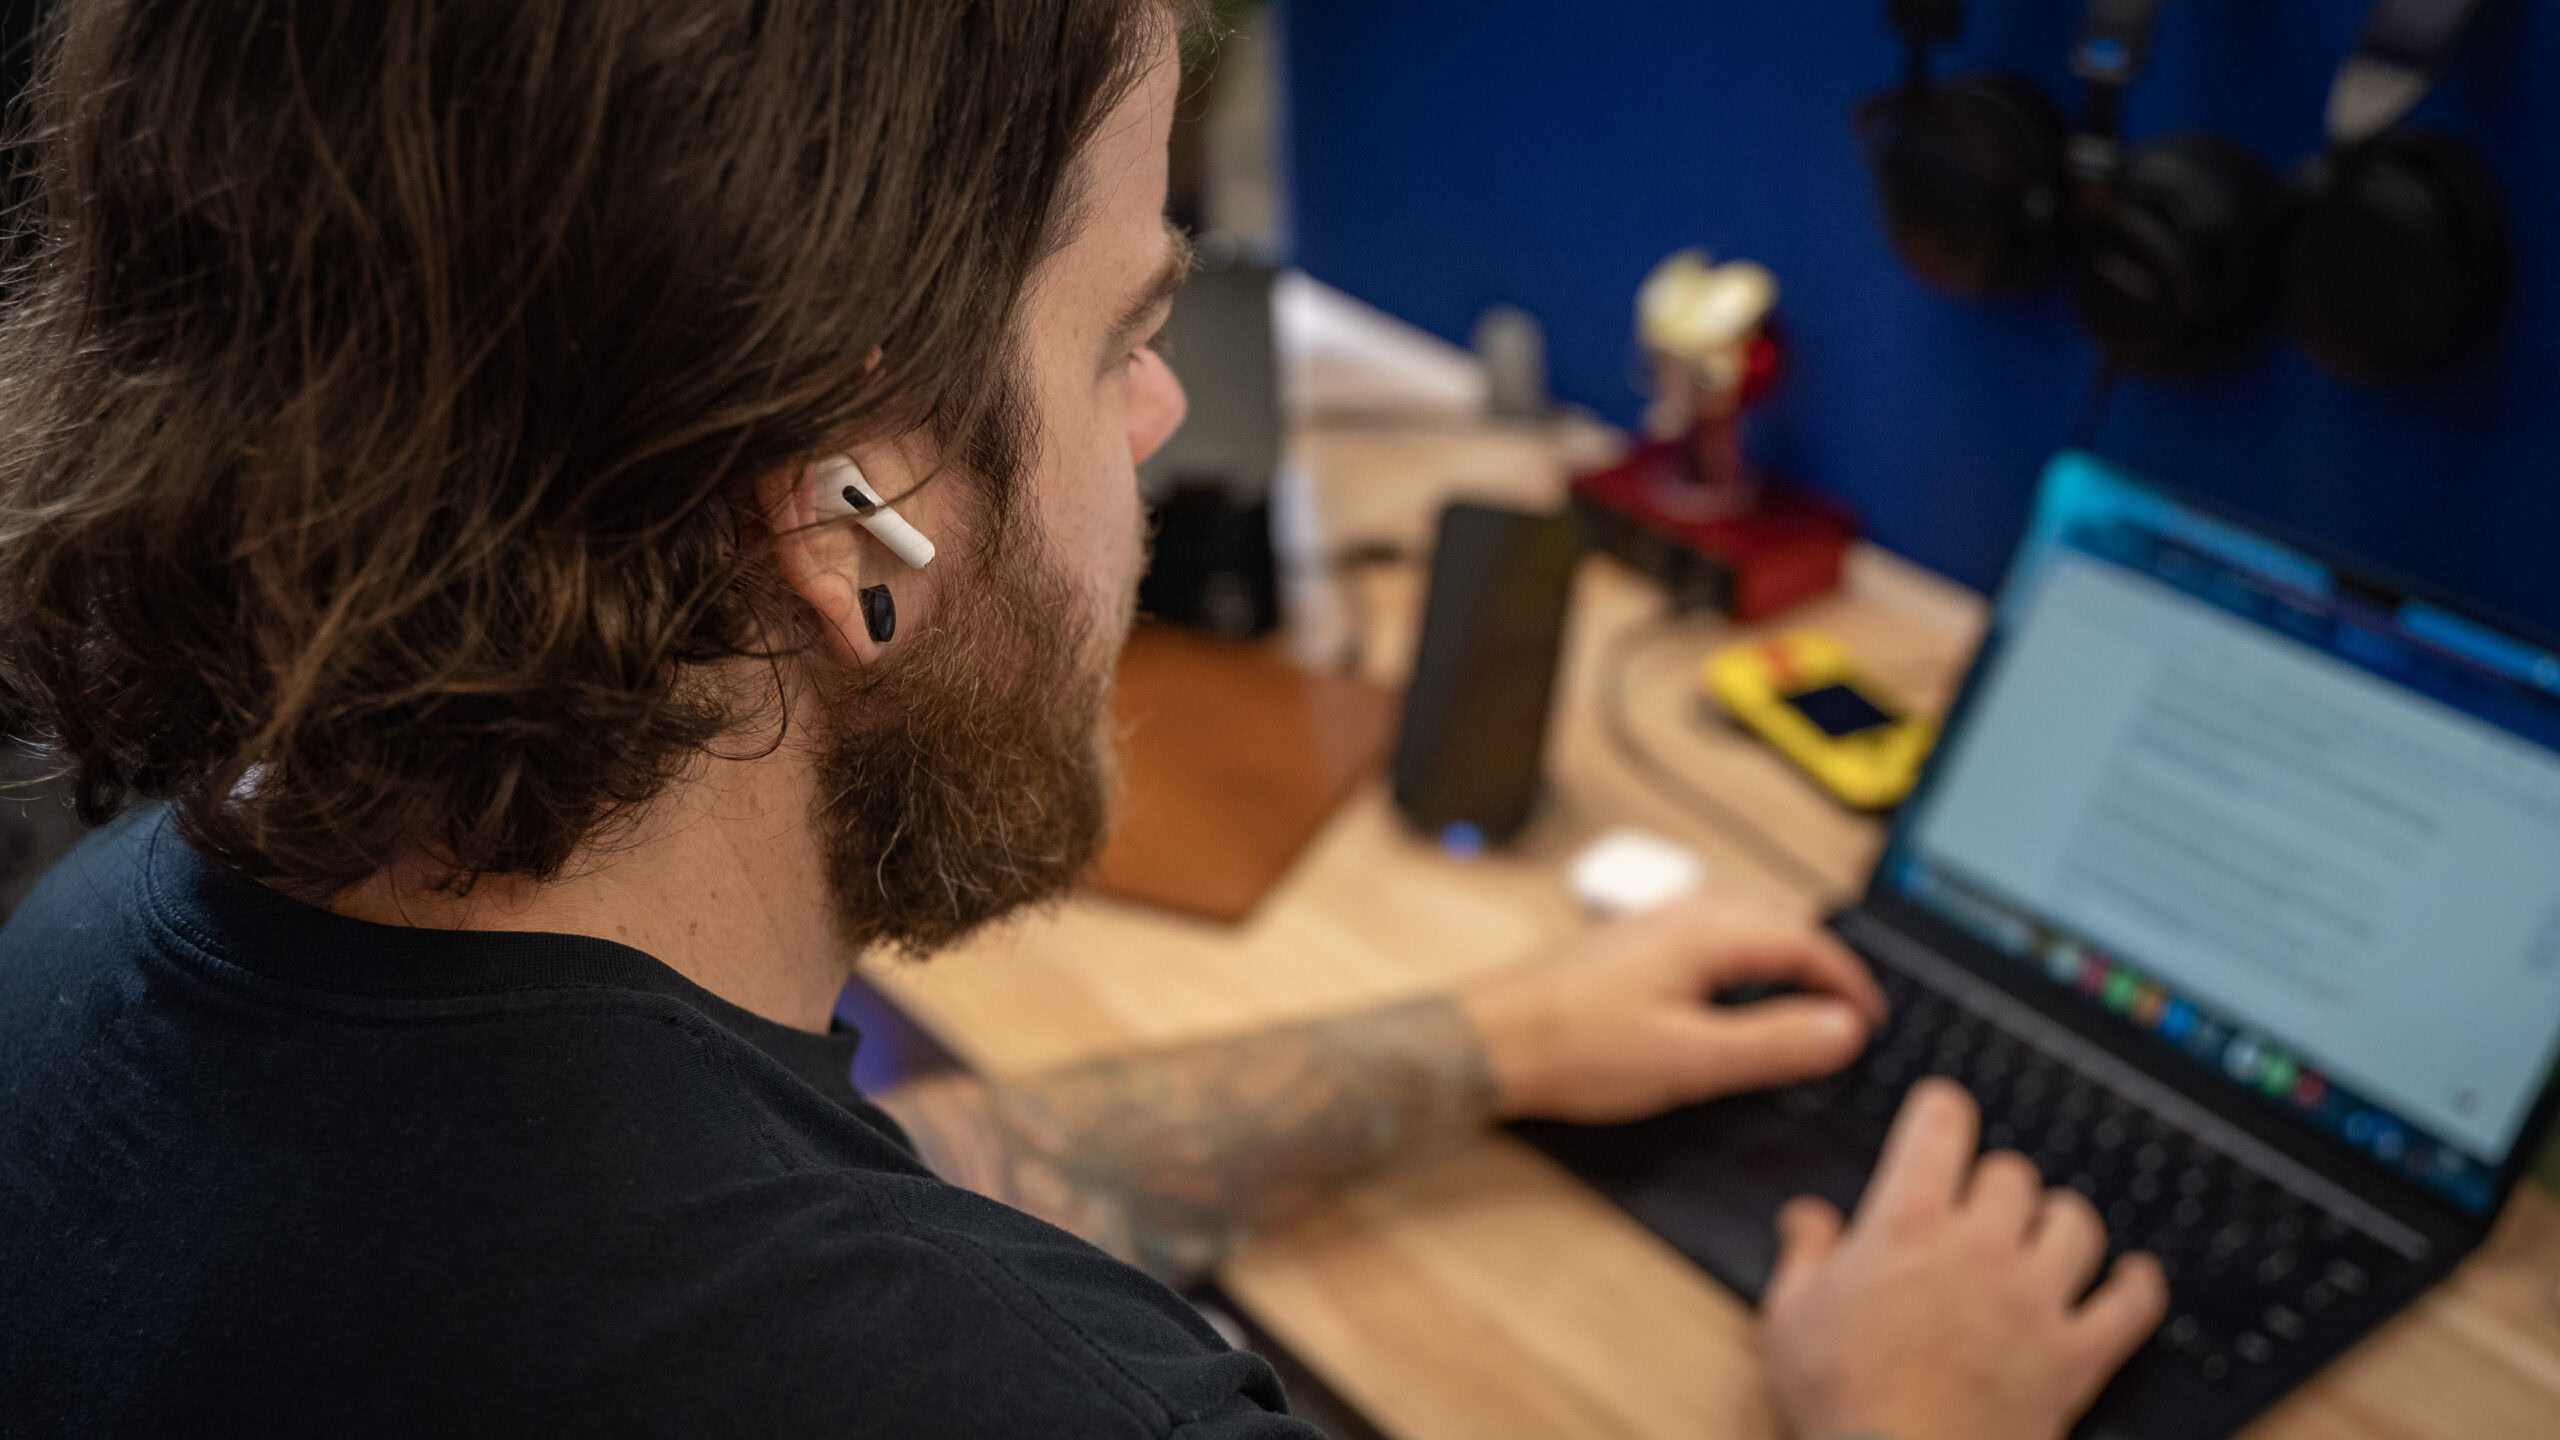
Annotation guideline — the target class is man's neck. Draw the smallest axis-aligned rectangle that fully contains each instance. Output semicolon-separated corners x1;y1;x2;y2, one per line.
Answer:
328;751;852;1033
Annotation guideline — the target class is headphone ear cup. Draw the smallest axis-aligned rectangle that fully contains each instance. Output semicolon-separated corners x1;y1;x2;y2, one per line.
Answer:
1859;71;2067;299
2283;132;2507;383
2073;133;2279;375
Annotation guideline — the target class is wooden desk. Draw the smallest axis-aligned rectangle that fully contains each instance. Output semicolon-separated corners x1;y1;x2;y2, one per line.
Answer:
863;425;2560;1440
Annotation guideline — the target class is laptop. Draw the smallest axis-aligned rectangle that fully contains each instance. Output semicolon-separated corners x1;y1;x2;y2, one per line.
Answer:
1518;450;2560;1440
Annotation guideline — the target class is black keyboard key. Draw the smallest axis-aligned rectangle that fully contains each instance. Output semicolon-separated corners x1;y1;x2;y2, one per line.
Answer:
2234;1331;2275;1366
2057;1086;2098;1125
2262;1304;2307;1342
1776;1086;1828;1118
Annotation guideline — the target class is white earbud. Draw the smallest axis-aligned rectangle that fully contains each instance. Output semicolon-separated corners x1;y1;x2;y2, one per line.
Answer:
812;455;936;569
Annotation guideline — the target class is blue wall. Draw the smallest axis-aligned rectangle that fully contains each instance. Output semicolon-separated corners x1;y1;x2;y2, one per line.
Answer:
1281;1;2560;631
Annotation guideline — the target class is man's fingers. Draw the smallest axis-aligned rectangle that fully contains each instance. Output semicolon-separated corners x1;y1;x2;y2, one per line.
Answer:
1651;901;1888;1026
1685;998;1870;1095
2026;1186;2110;1296
1856;1079;1980;1230
1766;1194;1844;1307
2066;1252;2172;1403
1961;1149;2043;1241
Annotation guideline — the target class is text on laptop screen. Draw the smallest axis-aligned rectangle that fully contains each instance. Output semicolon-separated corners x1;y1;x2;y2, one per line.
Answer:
1883;452;2560;1213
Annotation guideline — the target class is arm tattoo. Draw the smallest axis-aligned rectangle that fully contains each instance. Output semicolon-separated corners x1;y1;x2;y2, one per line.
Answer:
876;994;1499;1287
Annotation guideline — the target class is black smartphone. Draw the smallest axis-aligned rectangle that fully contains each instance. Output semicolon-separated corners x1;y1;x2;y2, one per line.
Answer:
1389;501;1581;847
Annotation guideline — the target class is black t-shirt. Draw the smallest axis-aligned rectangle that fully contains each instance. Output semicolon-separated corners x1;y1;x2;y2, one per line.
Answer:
0;812;1318;1439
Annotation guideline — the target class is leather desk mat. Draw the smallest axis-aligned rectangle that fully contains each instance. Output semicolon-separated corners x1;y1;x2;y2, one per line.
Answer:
1089;623;1397;923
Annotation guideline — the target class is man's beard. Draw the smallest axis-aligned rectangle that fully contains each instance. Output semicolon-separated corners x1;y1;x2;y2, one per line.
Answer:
806;517;1120;958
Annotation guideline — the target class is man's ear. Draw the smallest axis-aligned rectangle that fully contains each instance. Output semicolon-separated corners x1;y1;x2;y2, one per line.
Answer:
758;458;892;666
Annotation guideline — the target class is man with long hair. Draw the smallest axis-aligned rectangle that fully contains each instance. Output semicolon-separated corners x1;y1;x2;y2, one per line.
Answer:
0;3;2163;1436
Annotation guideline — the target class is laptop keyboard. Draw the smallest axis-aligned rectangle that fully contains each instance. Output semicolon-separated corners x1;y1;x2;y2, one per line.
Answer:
1772;961;2410;1388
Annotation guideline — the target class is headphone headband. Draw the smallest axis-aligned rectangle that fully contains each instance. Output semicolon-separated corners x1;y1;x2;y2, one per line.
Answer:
1884;0;1965;89
1883;0;1964;45
2069;0;2170;138
2063;0;2171;190
2327;0;2491;146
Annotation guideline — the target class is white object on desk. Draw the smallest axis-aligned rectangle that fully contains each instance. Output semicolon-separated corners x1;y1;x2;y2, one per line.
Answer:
1568;828;1708;918
1274;270;1488;422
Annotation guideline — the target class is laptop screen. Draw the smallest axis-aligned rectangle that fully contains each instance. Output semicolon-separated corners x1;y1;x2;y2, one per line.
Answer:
1879;452;2560;1214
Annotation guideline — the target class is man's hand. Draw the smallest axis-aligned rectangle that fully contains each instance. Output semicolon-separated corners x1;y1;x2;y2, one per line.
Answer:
1459;896;1887;1124
1762;1080;2170;1440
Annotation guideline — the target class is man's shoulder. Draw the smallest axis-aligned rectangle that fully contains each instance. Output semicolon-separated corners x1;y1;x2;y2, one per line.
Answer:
0;816;1312;1438
639;1170;1304;1437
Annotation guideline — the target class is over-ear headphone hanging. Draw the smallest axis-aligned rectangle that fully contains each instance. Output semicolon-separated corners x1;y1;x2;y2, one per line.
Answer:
1861;0;2282;378
2282;0;2507;383
2063;0;2278;377
1857;0;2069;300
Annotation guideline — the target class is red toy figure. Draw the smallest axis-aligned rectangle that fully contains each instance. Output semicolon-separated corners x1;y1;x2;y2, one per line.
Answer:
1576;250;1854;621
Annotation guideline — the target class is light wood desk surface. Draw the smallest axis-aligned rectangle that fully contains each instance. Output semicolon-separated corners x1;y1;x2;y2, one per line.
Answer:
864;425;2560;1440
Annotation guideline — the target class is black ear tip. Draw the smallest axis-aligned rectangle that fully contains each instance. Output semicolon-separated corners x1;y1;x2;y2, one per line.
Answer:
858;585;896;644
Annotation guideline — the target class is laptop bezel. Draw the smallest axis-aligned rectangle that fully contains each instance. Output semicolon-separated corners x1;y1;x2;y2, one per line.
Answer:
1855;451;2560;1245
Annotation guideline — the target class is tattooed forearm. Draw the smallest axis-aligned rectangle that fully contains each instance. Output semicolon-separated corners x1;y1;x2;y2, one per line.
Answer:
877;994;1499;1287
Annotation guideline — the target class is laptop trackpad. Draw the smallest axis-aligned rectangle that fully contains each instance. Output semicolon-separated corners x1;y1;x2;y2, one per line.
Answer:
1512;1094;1870;1303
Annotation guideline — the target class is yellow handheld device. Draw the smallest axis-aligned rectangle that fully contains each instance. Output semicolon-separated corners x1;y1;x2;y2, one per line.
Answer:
1704;631;1934;810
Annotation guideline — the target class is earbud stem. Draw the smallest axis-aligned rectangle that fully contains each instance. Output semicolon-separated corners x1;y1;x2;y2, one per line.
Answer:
812;456;936;569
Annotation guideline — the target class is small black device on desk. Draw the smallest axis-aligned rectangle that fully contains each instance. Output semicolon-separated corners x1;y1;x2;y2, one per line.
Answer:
1390;501;1580;849
1136;255;1283;639
1520;451;2560;1439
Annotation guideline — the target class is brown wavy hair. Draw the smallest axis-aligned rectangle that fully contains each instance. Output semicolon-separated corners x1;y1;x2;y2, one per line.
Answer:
0;0;1183;894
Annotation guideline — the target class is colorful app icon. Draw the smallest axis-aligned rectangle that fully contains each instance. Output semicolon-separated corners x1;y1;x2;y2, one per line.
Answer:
2344;1111;2376;1144
2289;1071;2327;1108
2187;1019;2229;1060
2102;969;2141;1012
2371;1120;2406;1162
2131;984;2168;1026
2156;998;2197;1042
2223;1036;2263;1082
2257;1053;2299;1097
2044;938;2084;986
2077;954;2111;996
